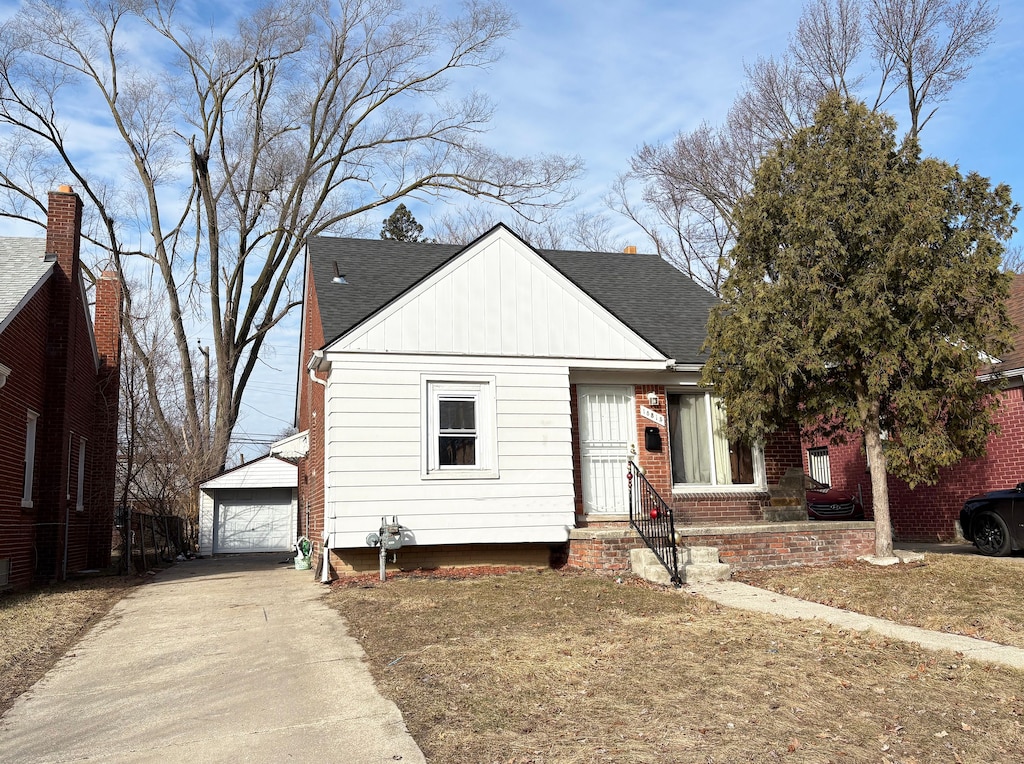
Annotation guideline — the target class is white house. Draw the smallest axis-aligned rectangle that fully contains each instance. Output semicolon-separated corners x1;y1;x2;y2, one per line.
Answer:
291;225;836;578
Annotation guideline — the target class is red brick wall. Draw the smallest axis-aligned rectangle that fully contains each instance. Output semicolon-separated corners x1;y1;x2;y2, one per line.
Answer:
0;278;50;589
0;190;119;589
297;264;327;571
803;386;1024;541
568;384;806;526
670;492;765;524
764;422;803;485
673;527;875;570
565;531;643;572
569;385;584;518
634;384;672;497
563;526;875;575
89;271;121;569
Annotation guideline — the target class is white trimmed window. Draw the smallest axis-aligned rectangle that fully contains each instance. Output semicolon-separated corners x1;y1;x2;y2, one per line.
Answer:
22;411;38;508
807;446;831;487
423;377;497;478
668;392;763;488
76;437;87;511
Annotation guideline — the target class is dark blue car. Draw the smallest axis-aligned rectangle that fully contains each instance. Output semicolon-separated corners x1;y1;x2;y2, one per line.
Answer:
959;482;1024;556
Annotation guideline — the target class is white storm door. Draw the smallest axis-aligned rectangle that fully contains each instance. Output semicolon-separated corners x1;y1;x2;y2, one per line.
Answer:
578;385;636;514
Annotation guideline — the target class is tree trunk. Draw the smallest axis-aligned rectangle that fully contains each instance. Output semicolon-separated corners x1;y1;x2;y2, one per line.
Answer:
862;401;894;558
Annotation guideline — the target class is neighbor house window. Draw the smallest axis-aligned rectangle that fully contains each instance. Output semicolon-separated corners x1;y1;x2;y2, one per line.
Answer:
807;446;831;487
423;377;497;478
22;411;38;508
76;437;87;511
668;392;757;487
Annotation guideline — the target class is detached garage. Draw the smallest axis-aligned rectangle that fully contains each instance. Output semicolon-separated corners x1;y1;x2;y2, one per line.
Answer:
198;456;298;555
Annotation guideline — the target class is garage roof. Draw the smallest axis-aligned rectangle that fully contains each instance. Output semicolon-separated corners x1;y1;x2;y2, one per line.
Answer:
201;455;297;490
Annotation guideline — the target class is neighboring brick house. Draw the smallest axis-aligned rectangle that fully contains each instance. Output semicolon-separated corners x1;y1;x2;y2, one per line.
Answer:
291;225;873;579
0;187;122;590
801;274;1024;542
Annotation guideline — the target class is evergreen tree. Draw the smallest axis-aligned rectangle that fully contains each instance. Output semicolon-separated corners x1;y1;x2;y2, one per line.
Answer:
703;93;1018;557
380;204;426;242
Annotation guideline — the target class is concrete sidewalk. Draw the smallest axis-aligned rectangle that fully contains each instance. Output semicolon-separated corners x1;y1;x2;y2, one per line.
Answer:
0;555;426;764
689;579;1024;671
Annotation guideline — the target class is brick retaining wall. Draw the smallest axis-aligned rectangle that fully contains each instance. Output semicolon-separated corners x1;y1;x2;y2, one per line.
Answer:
566;522;875;574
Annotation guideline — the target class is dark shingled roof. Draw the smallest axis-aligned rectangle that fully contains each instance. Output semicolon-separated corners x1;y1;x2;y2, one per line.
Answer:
307;227;719;364
997;273;1024;372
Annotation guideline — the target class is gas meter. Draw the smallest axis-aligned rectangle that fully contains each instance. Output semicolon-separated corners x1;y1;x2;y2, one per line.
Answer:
366;516;406;581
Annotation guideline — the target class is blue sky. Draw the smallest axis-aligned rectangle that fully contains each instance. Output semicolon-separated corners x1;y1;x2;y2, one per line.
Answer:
3;1;1021;459
232;0;1024;458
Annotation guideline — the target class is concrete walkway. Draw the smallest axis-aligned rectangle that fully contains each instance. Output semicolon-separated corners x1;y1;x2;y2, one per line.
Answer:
0;555;426;764
689;579;1024;671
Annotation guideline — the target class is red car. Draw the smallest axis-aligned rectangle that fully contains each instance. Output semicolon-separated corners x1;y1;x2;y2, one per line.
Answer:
805;478;865;520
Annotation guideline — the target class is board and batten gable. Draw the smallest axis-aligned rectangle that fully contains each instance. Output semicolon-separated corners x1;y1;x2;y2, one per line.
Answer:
318;228;673;549
331;230;666;361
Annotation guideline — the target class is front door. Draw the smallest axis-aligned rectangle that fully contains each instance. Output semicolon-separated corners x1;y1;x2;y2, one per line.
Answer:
578;385;636;515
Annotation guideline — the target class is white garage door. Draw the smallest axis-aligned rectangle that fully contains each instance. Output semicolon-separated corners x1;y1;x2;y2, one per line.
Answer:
214;488;294;553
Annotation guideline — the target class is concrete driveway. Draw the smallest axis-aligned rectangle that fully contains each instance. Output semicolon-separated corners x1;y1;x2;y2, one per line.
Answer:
0;555;426;764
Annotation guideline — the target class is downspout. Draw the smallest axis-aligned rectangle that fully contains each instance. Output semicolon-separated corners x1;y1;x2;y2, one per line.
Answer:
307;351;332;583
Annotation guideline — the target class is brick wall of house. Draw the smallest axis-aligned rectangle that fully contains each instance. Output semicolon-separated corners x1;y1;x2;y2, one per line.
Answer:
570;384;805;527
297;265;327;573
327;543;554;577
804;386;1024;541
569;384;584;519
670;492;766;524
0;189;120;589
634;384;671;497
889;386;1023;540
0;276;50;590
764;422;803;485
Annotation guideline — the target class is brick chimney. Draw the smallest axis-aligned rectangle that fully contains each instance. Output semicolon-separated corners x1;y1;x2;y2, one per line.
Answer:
37;186;85;580
45;185;83;278
623;245;637;254
90;269;122;569
94;271;122;370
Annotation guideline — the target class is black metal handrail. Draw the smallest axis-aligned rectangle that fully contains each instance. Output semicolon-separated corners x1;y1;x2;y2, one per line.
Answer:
627;462;681;587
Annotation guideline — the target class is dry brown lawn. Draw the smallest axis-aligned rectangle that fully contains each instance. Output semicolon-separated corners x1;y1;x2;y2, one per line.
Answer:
735;553;1024;649
327;567;1024;764
0;577;137;715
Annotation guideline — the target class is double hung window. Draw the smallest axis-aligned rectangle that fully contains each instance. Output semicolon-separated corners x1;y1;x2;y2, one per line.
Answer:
423;377;497;478
22;411;38;508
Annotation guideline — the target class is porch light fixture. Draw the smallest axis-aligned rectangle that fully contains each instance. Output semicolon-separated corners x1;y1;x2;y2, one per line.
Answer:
646;391;659;407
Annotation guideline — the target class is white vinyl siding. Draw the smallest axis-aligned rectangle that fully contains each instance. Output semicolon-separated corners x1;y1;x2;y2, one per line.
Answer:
332;233;664;362
323;355;576;547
